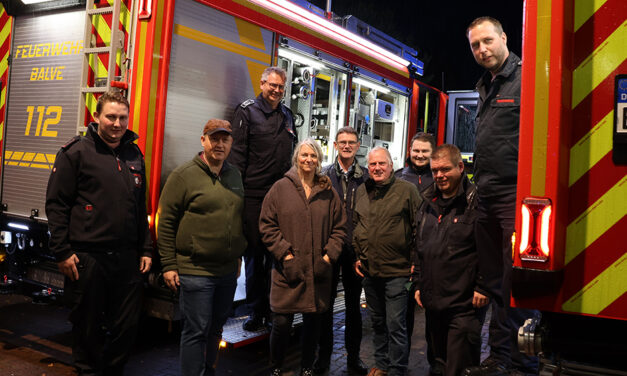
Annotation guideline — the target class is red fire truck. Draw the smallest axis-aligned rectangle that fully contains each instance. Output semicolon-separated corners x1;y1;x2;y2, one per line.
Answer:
445;0;626;373
0;0;446;345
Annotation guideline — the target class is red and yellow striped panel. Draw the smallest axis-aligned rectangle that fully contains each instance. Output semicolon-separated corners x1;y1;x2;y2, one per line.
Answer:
0;4;11;176
515;0;627;320
84;0;132;124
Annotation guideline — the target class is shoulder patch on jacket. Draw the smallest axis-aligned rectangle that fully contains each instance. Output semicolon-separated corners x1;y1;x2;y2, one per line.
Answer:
240;99;255;108
61;136;81;151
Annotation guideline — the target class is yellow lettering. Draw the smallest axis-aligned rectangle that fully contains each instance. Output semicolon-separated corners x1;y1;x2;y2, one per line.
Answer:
69;40;81;55
50;43;62;56
15;45;23;59
30;68;38;81
35;106;45;136
42;106;61;137
25;106;34;136
41;43;50;57
55;66;65;80
28;44;36;58
37;68;45;81
35;44;43;57
62;42;70;55
44;67;52;80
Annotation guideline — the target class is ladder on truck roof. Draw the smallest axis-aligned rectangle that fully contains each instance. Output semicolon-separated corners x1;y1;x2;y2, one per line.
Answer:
76;0;130;135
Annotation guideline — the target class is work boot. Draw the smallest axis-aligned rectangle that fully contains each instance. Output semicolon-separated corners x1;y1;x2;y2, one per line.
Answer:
346;358;368;375
243;315;265;331
463;357;509;376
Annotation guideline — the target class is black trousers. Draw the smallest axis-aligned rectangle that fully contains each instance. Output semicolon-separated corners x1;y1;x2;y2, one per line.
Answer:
270;312;322;370
64;250;143;375
475;195;539;372
425;308;483;376
317;250;363;365
243;198;272;319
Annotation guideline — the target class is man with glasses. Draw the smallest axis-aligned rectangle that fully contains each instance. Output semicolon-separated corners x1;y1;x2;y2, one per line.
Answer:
228;66;297;332
316;127;369;375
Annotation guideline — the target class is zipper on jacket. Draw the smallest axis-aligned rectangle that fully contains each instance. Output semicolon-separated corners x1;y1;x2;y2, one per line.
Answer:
116;156;121;171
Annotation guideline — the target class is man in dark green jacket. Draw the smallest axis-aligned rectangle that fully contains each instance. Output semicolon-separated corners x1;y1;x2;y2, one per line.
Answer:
157;119;246;376
353;147;421;376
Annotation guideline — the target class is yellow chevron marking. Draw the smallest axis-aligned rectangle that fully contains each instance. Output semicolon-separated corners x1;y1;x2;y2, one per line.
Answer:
562;252;627;315
22;152;35;162
86;92;97;118
574;0;609;31
1;50;9;78
569;110;613;186
246;60;268;98
4;151;12;159
174;24;271;64
0;122;3;142
30;163;51;169
33;153;47;163
234;18;266;51
572;20;627;108
0;17;11;44
566;176;627;264
530;1;552;196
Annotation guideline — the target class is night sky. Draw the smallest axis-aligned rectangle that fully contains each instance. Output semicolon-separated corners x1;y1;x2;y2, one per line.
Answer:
310;0;524;91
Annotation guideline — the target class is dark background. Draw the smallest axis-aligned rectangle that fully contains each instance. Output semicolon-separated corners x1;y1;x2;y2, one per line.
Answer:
310;0;524;91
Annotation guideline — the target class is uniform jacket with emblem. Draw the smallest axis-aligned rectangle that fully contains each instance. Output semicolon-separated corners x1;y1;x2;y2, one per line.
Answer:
474;53;521;198
394;160;433;193
46;123;152;262
259;167;347;314
157;154;247;277
352;175;421;278
228;94;297;199
412;176;489;312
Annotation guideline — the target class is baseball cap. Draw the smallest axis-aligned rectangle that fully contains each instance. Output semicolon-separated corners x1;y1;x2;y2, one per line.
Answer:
203;119;232;136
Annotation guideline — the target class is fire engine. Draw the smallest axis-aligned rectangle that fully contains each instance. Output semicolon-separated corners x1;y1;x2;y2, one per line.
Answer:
0;0;446;346
445;0;626;373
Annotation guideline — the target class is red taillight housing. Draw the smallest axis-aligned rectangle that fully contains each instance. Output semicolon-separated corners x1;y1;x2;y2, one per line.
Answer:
519;197;552;262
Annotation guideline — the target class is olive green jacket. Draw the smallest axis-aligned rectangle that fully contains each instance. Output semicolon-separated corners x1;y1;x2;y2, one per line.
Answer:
158;154;246;276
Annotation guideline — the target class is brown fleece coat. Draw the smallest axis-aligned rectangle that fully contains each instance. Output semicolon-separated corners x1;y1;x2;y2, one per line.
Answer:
259;166;347;314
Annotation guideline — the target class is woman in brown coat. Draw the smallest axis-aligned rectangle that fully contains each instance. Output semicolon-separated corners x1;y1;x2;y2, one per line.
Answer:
259;138;346;376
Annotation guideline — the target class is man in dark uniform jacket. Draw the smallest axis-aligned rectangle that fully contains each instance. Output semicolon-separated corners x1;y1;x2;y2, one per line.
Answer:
395;132;435;192
316;126;368;375
227;66;297;331
465;17;539;375
413;144;489;376
46;90;152;375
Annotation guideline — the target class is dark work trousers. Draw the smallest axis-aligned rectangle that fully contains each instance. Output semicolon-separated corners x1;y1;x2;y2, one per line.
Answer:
475;195;539;372
425;308;484;376
406;289;416;351
243;197;272;320
271;312;323;370
64;250;143;375
317;250;363;366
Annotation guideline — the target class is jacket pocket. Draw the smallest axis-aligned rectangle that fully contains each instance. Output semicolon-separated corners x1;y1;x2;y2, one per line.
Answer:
314;253;332;280
281;253;303;284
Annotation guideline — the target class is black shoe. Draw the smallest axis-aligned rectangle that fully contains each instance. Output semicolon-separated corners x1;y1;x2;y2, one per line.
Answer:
464;358;509;376
243;315;265;331
347;358;368;375
313;362;329;374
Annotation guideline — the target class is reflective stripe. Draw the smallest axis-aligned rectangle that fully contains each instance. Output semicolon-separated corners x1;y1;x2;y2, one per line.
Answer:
566;176;627;265
574;0;608;31
562;252;627;314
568;110;613;186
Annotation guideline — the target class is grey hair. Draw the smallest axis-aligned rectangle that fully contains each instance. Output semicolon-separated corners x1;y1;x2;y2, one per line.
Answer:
292;138;324;175
367;146;393;166
261;66;287;82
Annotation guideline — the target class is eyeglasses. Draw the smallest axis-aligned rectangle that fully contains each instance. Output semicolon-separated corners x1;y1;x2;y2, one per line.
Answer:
337;141;358;146
264;82;285;90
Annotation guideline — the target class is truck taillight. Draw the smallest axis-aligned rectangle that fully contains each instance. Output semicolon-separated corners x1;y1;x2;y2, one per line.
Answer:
519;198;552;262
